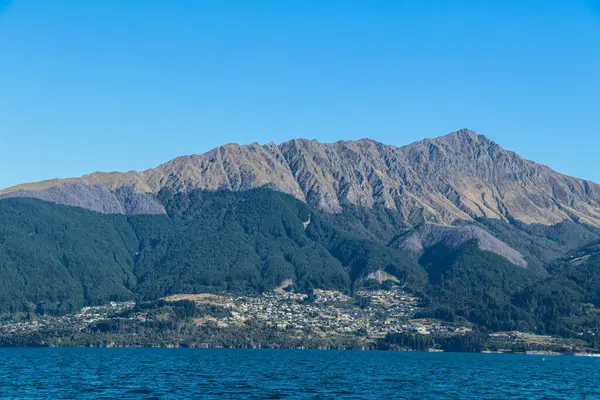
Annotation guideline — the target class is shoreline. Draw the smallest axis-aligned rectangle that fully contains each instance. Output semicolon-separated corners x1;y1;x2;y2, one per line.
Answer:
1;344;599;357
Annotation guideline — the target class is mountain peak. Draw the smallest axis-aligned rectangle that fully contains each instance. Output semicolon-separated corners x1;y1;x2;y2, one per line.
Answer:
450;128;480;138
444;128;479;138
434;128;495;147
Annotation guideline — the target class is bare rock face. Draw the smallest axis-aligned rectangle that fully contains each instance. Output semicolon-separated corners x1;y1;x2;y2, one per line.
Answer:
144;142;305;200
399;130;600;227
275;131;600;227
391;223;528;267
2;129;600;227
277;137;475;223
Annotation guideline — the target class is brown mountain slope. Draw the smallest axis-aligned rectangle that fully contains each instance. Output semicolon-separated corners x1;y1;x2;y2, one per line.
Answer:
2;129;600;227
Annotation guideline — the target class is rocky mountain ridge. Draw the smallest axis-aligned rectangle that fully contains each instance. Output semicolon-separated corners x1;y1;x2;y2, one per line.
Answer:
3;129;600;227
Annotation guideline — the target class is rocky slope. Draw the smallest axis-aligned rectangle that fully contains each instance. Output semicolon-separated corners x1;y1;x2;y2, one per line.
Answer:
3;129;600;227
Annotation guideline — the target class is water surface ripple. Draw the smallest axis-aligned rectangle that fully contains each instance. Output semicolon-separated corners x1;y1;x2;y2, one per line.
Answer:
0;349;598;399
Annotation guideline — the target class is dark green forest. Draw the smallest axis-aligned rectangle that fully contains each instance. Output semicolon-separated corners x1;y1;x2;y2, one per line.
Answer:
1;188;600;341
416;241;538;331
0;189;424;314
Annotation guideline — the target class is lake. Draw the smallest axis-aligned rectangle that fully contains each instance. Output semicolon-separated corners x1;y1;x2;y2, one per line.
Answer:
0;349;598;399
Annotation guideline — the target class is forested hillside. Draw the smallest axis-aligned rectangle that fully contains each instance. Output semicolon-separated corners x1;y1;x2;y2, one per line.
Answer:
0;189;424;314
515;241;600;344
1;187;600;342
0;198;138;314
417;241;538;331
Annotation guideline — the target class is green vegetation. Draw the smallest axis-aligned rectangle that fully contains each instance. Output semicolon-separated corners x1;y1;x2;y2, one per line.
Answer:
515;241;600;344
2;189;600;346
322;204;410;243
0;198;138;314
477;218;599;274
0;189;422;314
380;331;489;352
417;241;538;331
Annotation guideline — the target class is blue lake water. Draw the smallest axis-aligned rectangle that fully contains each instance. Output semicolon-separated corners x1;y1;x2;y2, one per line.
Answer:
1;349;599;399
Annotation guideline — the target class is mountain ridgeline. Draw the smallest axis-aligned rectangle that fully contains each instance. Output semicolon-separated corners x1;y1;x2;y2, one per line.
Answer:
2;129;600;341
3;129;600;227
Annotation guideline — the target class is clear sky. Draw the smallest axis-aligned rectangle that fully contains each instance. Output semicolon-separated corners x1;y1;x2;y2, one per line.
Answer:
1;1;599;189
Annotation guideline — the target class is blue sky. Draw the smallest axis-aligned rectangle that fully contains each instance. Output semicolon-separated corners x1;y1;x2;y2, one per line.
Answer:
1;1;599;189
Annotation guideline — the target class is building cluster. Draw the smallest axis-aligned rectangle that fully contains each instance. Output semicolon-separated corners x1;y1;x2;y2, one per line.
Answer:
189;287;466;338
0;287;472;340
0;301;135;336
401;319;472;336
489;331;553;342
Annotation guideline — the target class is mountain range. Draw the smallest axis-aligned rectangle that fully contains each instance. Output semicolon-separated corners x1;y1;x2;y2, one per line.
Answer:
4;129;600;227
2;129;600;343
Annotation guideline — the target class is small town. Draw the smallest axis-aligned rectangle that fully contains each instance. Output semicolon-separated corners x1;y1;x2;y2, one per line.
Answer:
0;286;476;343
161;286;464;339
0;301;136;337
2;285;589;355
